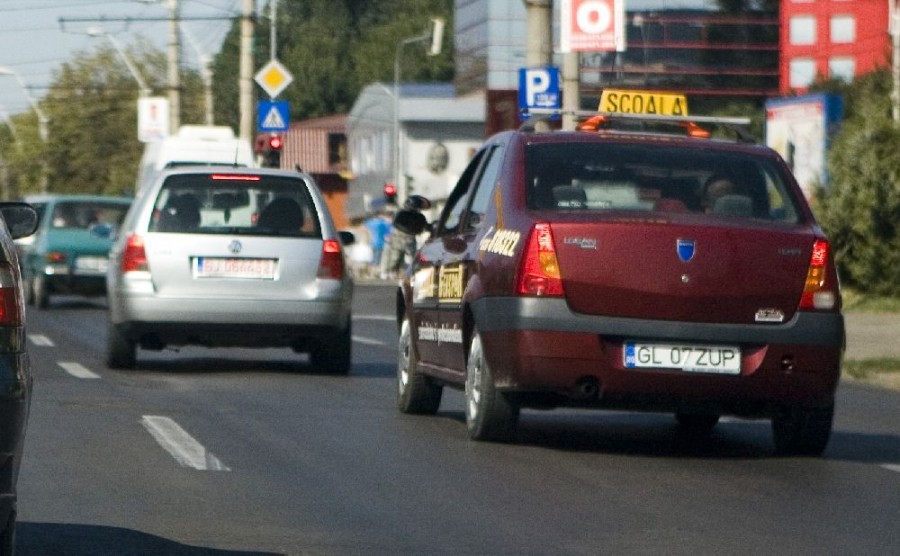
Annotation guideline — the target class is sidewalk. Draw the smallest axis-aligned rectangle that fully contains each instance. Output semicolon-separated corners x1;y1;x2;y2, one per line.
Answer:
844;311;900;360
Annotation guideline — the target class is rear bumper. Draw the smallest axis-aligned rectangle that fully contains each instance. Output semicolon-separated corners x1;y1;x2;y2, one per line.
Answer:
110;294;352;348
471;297;843;414
43;272;106;296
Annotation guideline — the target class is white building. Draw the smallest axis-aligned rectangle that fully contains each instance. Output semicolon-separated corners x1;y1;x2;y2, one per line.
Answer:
345;83;485;220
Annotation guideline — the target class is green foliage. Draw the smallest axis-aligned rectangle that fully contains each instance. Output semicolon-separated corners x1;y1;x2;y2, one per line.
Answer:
815;70;900;296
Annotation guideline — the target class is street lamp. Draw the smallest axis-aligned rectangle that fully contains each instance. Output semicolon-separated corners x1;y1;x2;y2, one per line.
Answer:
0;66;50;193
86;27;152;97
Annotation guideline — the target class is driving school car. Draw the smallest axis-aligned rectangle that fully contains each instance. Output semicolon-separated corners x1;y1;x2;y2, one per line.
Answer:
394;106;844;455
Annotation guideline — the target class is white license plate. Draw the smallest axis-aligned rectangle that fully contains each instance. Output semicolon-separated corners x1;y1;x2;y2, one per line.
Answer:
74;256;108;273
195;257;276;279
624;342;741;375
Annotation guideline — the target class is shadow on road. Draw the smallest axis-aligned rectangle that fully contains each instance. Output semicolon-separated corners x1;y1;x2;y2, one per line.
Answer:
18;522;281;556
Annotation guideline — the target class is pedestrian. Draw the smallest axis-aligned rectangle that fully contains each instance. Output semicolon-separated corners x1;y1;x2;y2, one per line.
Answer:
364;210;392;270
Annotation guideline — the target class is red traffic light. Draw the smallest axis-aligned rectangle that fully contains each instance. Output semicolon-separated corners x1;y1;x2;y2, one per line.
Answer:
383;183;397;196
268;135;283;150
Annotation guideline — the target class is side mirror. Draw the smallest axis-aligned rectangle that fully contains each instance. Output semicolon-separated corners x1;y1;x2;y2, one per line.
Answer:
0;203;39;240
393;209;428;235
338;230;356;246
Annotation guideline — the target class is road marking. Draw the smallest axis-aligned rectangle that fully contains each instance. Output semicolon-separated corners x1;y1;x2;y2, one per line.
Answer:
880;464;900;473
141;415;230;472
353;315;394;322
28;334;55;347
353;335;386;346
58;362;100;380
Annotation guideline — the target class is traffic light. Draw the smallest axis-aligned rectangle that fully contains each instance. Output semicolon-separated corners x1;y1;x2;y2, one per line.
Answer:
383;182;397;205
263;134;283;168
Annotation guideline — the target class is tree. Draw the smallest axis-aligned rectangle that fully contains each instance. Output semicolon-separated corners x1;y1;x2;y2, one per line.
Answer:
815;70;900;296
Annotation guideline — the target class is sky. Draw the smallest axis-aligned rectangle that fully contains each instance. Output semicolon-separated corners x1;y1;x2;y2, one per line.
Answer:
0;0;243;120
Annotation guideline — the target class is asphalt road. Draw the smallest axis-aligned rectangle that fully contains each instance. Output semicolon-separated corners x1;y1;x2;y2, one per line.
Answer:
13;285;900;555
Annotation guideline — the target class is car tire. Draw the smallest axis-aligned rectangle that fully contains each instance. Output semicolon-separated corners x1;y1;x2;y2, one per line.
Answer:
675;412;720;434
465;331;519;442
397;318;442;415
772;404;834;456
0;510;15;556
311;323;351;375
33;275;49;309
106;321;137;370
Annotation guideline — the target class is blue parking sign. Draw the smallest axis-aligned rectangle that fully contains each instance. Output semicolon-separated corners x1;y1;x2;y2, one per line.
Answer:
258;101;290;132
518;67;560;113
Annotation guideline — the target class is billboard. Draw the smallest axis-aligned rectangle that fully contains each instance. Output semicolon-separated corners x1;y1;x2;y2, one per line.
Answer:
765;94;843;199
559;0;625;53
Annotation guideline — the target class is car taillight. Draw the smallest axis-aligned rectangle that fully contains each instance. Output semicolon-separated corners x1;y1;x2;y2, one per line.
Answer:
121;234;149;273
45;251;66;263
0;262;22;326
799;239;837;310
516;223;563;296
317;239;345;280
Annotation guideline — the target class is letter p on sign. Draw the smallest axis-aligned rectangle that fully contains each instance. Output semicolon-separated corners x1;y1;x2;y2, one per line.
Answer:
517;67;560;113
560;0;625;53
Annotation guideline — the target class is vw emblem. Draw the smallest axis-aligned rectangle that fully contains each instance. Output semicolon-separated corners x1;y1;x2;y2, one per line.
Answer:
228;240;242;254
676;239;696;262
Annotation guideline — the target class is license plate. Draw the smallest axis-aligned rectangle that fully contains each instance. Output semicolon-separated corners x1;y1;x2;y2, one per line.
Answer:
624;342;741;375
195;257;276;279
74;256;108;273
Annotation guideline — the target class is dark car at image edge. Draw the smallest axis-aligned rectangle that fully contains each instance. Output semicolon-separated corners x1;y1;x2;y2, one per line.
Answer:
394;110;844;455
0;202;39;555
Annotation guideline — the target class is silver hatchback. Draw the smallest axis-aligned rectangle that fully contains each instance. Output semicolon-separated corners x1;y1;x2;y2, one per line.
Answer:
106;167;354;373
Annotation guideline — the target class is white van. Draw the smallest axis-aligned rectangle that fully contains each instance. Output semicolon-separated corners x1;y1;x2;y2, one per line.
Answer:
135;125;256;194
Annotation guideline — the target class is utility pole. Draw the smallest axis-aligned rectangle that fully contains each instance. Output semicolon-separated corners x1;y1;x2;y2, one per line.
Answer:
523;0;552;68
239;0;255;142
892;0;899;124
167;0;181;132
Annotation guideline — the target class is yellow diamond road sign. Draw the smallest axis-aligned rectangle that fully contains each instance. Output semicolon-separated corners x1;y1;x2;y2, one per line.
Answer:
254;59;294;98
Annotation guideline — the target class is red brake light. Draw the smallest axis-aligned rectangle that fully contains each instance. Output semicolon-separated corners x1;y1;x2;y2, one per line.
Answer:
317;239;345;279
516;223;563;297
121;234;148;273
0;262;22;326
211;174;261;181
45;251;66;263
799;239;836;310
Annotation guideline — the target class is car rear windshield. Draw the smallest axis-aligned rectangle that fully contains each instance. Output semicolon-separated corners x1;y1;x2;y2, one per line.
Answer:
149;173;322;237
525;142;803;223
51;201;130;230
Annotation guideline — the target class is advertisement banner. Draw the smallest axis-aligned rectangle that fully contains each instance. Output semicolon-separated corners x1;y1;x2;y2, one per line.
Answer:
560;0;626;53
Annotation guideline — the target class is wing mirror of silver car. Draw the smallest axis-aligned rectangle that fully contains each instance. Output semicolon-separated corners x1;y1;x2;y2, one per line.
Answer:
0;202;39;240
338;230;356;246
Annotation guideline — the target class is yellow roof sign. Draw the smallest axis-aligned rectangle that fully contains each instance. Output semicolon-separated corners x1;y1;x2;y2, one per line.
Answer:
599;89;689;116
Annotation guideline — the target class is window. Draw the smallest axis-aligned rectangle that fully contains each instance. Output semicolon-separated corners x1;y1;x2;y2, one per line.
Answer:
790;16;816;46
465;146;504;230
789;58;817;89
829;57;856;82
830;15;855;43
436;149;486;235
328;133;347;165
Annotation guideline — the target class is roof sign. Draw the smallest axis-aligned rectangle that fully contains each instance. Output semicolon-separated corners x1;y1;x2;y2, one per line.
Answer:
599;89;689;116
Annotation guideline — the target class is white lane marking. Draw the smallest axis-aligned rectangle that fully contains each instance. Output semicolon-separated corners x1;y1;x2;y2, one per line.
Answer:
58;362;101;380
28;334;55;347
880;464;900;473
141;415;230;472
353;335;386;346
353;315;394;322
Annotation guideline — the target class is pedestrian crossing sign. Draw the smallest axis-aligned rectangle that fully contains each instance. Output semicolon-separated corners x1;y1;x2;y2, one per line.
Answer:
257;101;290;132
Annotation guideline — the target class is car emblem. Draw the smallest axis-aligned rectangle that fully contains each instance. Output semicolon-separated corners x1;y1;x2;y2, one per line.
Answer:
228;240;242;254
676;239;695;262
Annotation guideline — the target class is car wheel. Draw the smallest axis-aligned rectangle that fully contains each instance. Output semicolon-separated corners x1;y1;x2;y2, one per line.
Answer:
397;318;442;414
106;321;136;369
33;275;49;309
772;404;834;456
310;323;351;375
675;412;720;434
0;510;15;556
465;330;519;442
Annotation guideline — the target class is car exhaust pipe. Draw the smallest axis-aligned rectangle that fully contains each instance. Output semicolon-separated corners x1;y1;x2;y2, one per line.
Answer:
574;377;599;399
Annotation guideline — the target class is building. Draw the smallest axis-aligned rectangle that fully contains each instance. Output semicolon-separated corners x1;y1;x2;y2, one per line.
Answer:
780;0;891;93
345;83;485;221
280;114;350;228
